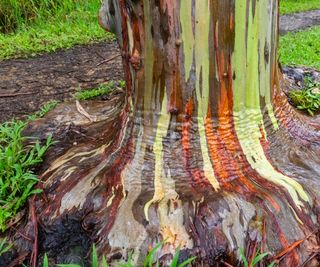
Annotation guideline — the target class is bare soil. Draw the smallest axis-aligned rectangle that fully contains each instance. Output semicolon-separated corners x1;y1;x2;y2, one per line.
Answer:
280;9;320;35
0;41;123;122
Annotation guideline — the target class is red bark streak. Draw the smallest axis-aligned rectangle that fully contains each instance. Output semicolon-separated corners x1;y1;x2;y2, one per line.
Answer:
182;99;210;188
206;53;281;211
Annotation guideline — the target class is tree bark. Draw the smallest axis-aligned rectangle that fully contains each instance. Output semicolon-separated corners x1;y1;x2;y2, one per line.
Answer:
4;0;320;266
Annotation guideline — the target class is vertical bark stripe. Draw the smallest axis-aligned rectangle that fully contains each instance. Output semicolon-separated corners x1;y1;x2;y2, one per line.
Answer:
180;0;194;82
143;0;154;111
233;0;309;210
144;89;171;221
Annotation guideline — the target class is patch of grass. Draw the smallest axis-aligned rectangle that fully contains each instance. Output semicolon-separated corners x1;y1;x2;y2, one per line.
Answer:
289;77;320;115
0;0;75;33
28;100;59;120
280;0;320;15
0;101;56;232
75;81;125;101
43;242;196;267
279;26;320;70
0;0;114;60
239;248;275;267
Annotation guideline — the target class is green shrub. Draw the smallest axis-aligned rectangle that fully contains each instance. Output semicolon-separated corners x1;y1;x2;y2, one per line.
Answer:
0;101;56;231
289;77;320;115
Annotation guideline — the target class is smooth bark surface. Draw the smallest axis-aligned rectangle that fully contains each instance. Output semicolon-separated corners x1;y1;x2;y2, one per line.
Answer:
3;1;320;266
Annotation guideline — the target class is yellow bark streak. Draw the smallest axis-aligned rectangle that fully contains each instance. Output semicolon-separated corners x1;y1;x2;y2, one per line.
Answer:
195;0;220;190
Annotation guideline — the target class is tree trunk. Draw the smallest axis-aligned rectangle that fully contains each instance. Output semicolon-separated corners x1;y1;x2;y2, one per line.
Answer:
5;0;320;266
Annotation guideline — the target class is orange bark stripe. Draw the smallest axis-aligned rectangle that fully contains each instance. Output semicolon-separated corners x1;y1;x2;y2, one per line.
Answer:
182;98;210;188
205;51;281;211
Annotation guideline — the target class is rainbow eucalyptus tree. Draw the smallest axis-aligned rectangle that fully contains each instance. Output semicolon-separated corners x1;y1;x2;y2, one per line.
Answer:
7;0;320;266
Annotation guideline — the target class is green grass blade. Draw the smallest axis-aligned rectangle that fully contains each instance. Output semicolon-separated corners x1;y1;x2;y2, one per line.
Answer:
251;252;270;266
143;241;164;267
177;257;197;267
102;255;108;267
43;254;49;267
92;244;98;267
267;261;277;267
239;248;249;267
170;247;180;267
56;265;82;267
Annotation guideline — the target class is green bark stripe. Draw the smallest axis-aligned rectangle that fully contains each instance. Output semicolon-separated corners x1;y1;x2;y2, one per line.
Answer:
143;0;154;110
233;0;309;210
180;0;194;82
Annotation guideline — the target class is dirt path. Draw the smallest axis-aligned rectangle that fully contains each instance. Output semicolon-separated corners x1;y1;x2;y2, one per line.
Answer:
0;10;320;122
0;41;123;122
280;9;320;35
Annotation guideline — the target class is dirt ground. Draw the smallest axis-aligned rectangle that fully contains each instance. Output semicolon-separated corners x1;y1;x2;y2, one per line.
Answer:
0;41;123;122
280;9;320;35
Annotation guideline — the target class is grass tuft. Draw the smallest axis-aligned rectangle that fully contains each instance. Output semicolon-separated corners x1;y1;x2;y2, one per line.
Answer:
47;242;196;267
239;247;275;267
28;100;59;120
75;81;125;101
0;101;56;231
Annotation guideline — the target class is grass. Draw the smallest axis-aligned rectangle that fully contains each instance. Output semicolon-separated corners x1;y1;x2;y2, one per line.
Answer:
0;238;12;257
280;0;320;15
0;0;114;60
75;81;125;101
0;0;75;33
289;77;320;115
0;101;57;232
239;248;275;267
279;26;320;70
42;242;196;267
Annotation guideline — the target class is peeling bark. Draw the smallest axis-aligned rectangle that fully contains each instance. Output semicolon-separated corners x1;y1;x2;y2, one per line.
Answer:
3;0;320;266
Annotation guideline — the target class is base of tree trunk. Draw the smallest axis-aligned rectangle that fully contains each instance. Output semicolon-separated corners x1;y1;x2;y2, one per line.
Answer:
1;79;319;267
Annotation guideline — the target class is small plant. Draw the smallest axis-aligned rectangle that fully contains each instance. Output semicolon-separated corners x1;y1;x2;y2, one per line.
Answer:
0;238;13;256
28;100;59;121
289;77;320;116
43;242;196;267
240;248;276;267
75;81;125;101
0;101;55;231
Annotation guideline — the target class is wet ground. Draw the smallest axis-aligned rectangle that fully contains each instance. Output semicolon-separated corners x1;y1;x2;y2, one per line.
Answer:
280;9;320;35
0;41;123;122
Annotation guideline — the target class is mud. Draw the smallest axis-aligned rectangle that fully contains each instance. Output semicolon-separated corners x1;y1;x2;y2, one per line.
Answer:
0;41;123;122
